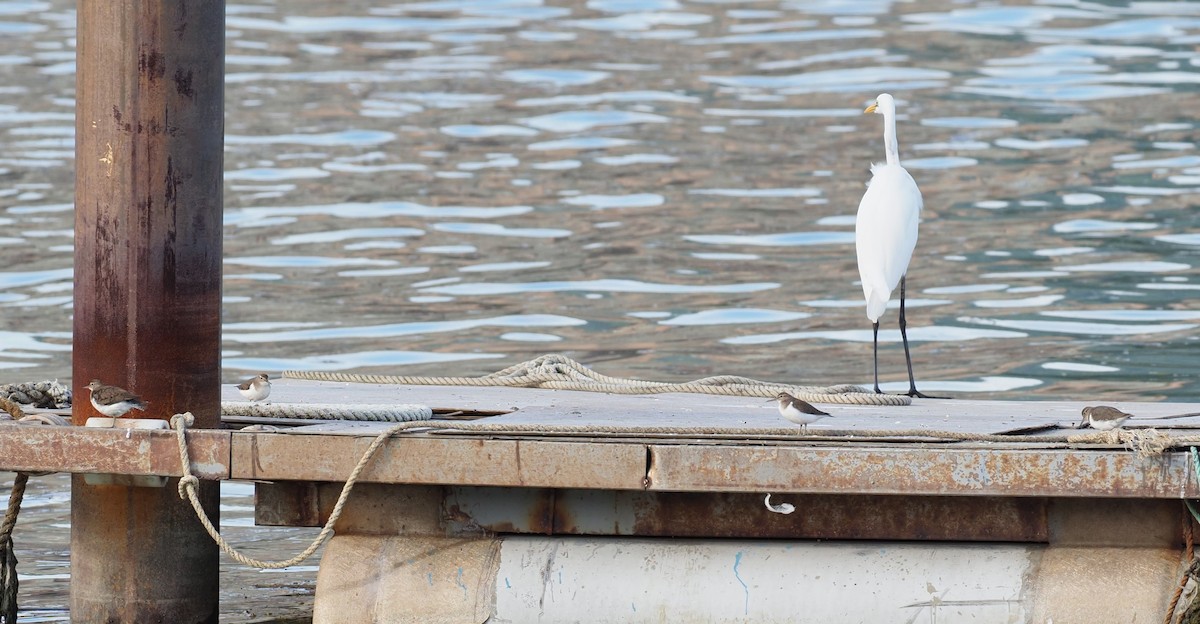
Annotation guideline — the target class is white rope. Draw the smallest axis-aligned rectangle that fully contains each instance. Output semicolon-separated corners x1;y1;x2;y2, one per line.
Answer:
283;353;910;406
0;381;70;410
172;413;423;569
220;402;430;422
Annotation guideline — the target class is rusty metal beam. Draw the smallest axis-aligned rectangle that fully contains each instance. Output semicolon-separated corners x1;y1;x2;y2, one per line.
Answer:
72;0;225;621
230;429;1199;499
0;423;229;479
5;423;1193;501
255;483;1051;543
647;445;1200;499
230;433;649;490
555;490;1049;542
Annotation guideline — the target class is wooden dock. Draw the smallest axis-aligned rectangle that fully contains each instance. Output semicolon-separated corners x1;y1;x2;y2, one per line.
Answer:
4;379;1200;622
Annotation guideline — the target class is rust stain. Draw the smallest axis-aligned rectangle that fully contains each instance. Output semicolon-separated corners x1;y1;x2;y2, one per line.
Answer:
444;504;473;525
164;156;181;208
551;491;576;534
138;48;166;80
174;4;188;38
390;488;1050;542
250;434;263;478
513;439;523;486
173;68;194;98
253;482;321;528
437;499;493;536
528;489;555;535
626;492;1050;541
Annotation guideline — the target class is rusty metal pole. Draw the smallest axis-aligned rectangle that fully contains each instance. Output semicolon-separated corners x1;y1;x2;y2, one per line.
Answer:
72;1;224;621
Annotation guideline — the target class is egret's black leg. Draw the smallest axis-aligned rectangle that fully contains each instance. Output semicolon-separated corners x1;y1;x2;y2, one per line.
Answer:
872;320;881;394
899;275;941;399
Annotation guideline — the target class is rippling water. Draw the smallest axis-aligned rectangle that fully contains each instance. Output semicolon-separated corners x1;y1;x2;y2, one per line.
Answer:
3;472;319;623
4;1;1200;619
5;3;1200;400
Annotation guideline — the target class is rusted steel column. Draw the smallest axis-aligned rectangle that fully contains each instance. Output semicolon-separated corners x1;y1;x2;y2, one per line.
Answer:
72;1;224;621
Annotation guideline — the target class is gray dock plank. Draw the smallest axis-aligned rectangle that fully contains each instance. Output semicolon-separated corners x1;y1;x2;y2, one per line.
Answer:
222;378;1200;436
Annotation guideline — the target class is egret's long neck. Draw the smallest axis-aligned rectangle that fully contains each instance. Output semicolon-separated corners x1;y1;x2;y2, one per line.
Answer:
883;111;900;165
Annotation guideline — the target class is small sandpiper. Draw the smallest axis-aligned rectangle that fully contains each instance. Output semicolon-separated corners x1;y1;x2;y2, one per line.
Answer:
772;391;831;432
237;373;272;403
1078;405;1133;431
86;380;147;419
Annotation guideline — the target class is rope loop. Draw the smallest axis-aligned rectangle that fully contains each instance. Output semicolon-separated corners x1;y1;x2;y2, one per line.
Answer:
171;411;430;569
177;475;199;500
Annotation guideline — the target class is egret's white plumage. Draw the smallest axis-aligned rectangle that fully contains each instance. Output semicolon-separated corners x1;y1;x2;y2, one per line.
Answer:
856;163;921;322
854;93;931;397
855;94;921;322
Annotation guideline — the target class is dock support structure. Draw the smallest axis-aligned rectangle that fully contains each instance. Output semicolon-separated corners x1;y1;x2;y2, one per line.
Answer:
72;1;225;621
258;484;1187;623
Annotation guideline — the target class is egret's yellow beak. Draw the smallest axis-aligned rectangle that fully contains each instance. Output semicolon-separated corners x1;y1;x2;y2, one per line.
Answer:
864;102;878;114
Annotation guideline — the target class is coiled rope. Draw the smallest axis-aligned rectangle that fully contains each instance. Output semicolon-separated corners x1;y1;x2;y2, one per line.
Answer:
283;353;910;406
0;381;70;410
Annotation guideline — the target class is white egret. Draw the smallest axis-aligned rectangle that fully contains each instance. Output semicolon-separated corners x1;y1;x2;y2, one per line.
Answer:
854;93;931;397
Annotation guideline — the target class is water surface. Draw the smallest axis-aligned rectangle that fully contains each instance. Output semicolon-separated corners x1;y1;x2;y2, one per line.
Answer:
3;0;1199;400
2;1;1200;617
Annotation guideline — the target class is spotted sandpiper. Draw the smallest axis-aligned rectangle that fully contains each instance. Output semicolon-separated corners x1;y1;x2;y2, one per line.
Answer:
772;391;831;432
86;380;147;419
1078;405;1133;431
237;373;272;403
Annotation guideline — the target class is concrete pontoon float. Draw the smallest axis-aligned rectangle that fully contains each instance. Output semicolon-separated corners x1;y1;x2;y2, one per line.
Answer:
4;371;1200;623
